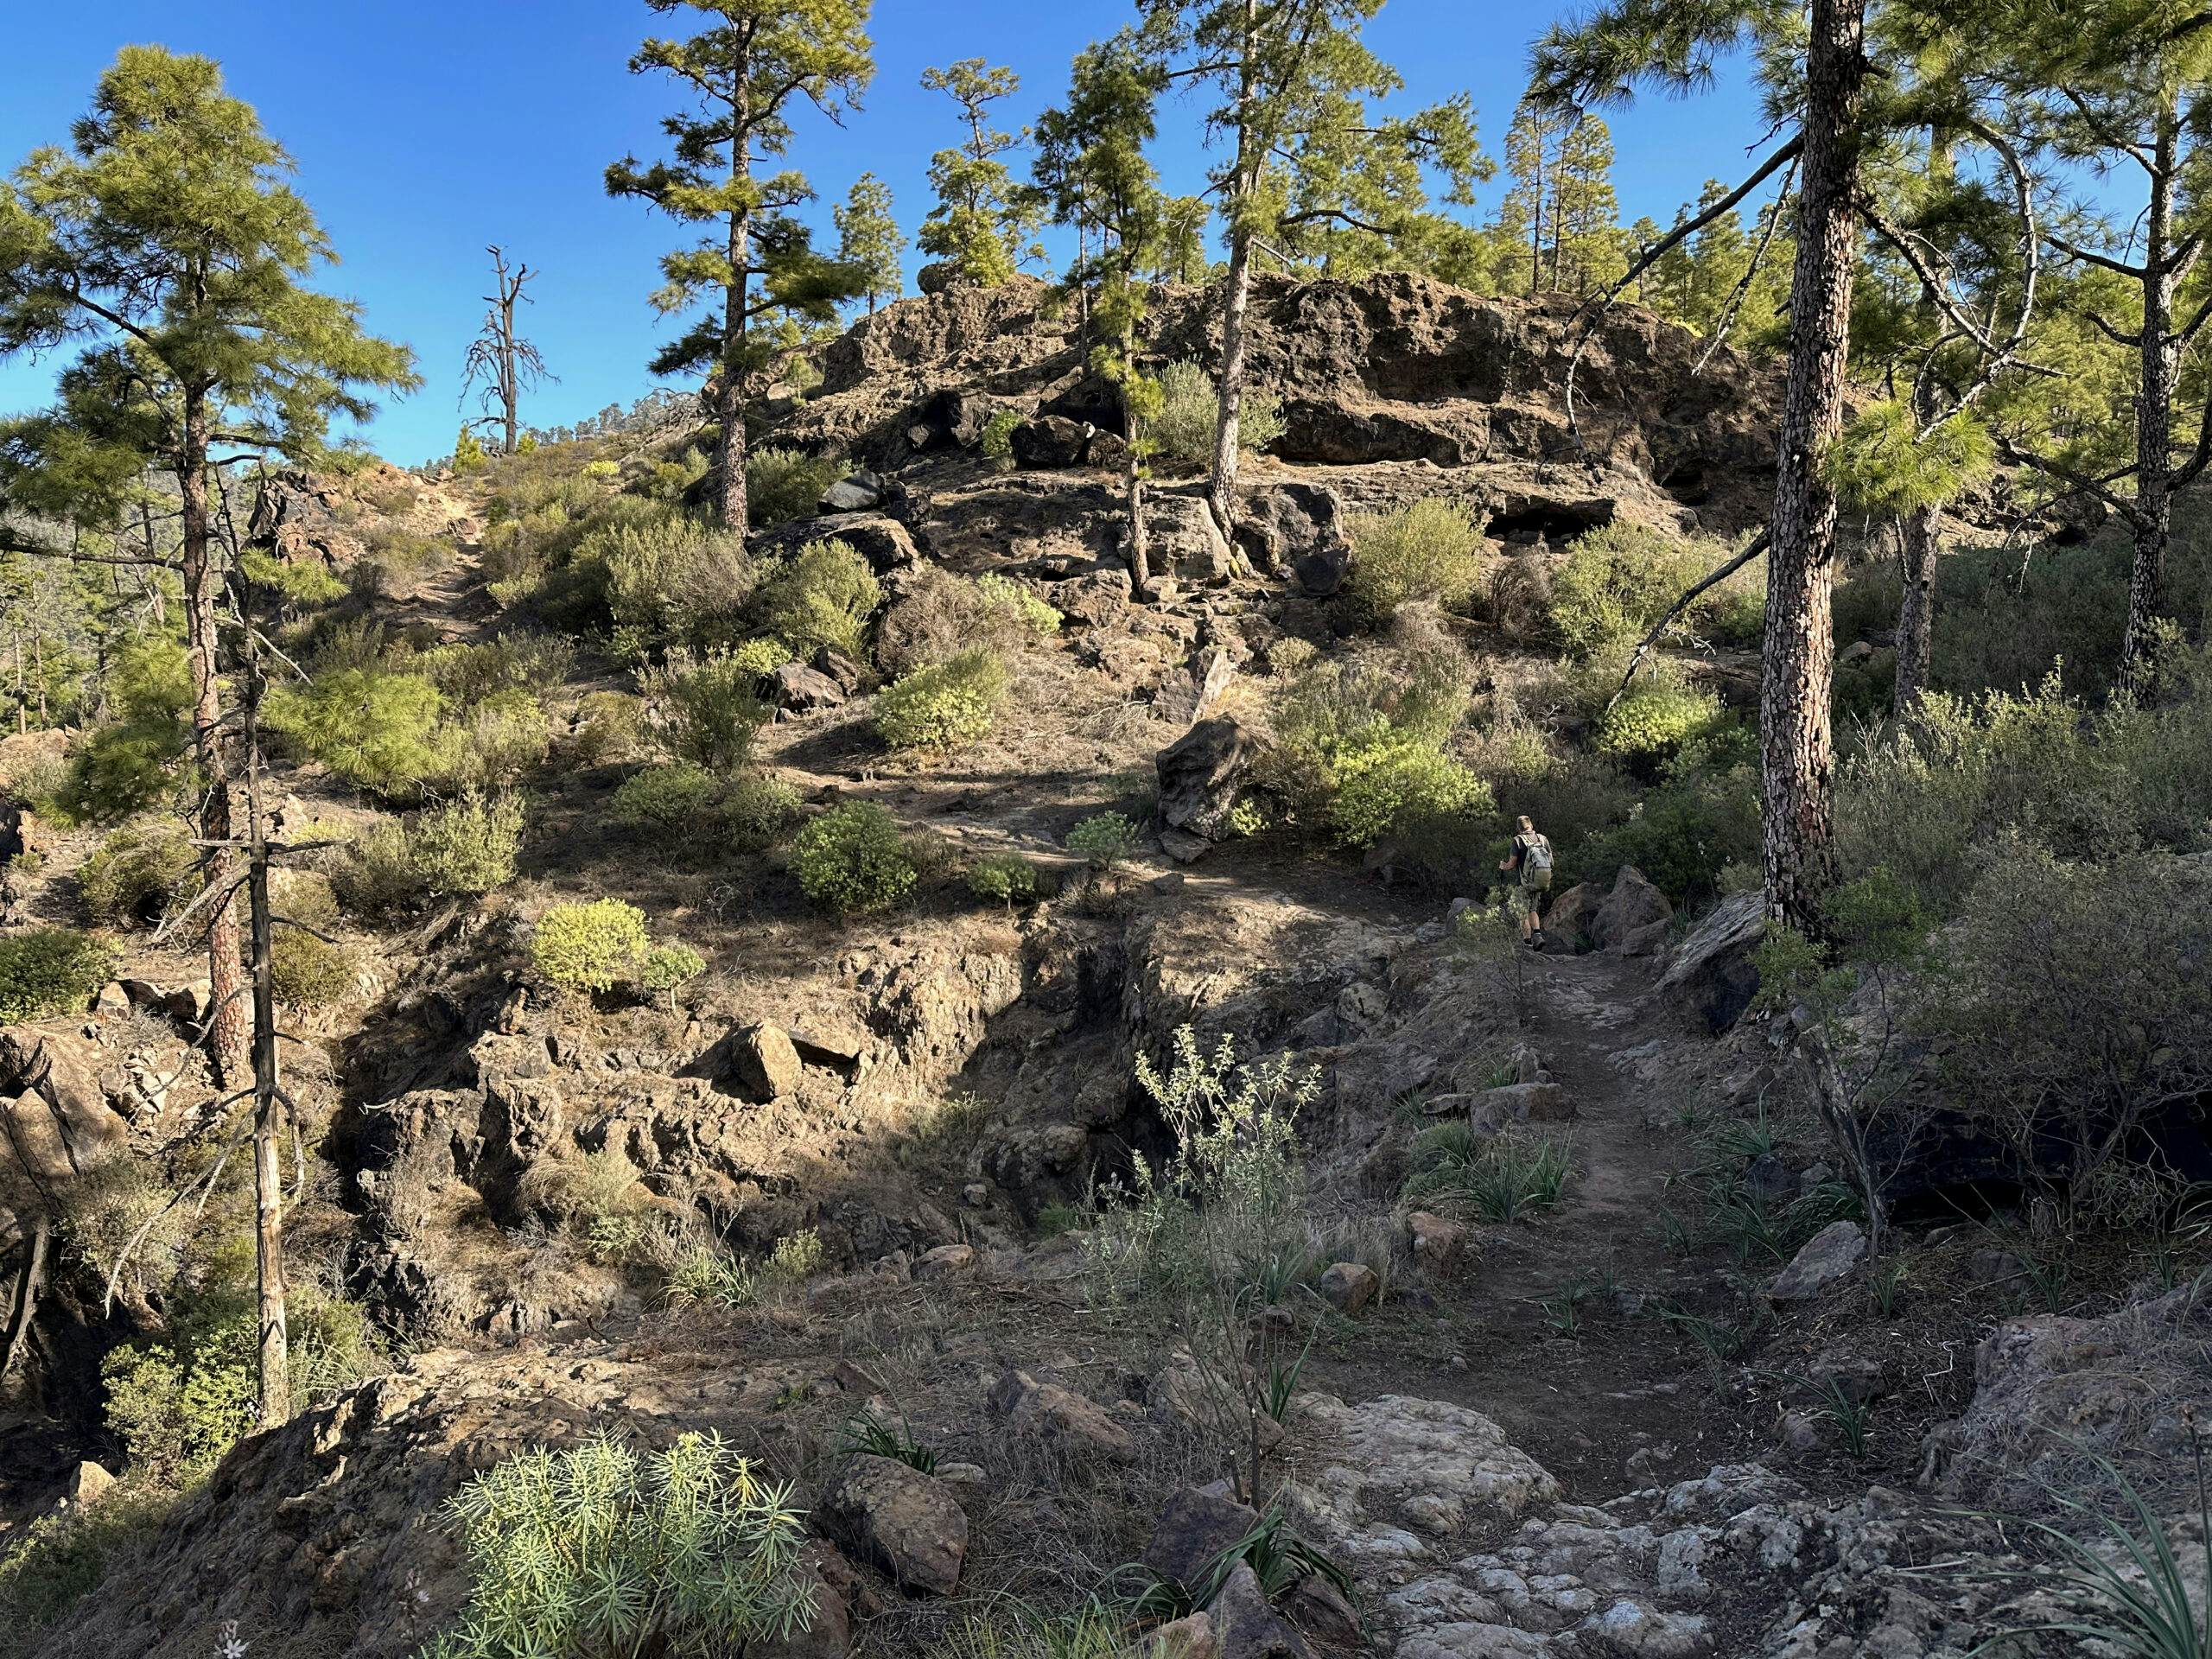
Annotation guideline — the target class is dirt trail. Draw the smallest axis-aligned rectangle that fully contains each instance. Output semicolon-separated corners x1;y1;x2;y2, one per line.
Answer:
1313;944;1748;1499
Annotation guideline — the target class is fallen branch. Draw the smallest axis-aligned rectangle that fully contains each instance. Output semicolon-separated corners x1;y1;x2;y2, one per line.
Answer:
1605;529;1770;710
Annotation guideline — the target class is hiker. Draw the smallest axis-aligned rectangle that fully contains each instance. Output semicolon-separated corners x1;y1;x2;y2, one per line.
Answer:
1499;814;1554;948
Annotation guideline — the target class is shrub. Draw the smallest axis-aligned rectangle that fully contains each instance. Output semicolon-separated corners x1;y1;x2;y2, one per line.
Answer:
419;1433;817;1659
0;1488;169;1641
1403;1126;1573;1221
1325;733;1491;849
753;538;881;662
746;447;844;528
270;931;353;1007
410;791;527;899
1547;522;1755;656
639;647;769;774
1586;758;1760;905
265;667;447;795
981;408;1020;463
1595;683;1726;766
726;771;805;853
530;899;651;994
1148;360;1286;468
874;648;1008;750
1067;811;1141;872
79;822;200;925
598;507;753;650
567;690;645;767
968;852;1039;908
792;804;917;915
441;688;550;791
974;573;1062;637
641;942;707;1007
612;762;720;832
58;639;195;822
100;1326;256;1486
0;929;114;1024
419;632;576;705
1345;499;1485;621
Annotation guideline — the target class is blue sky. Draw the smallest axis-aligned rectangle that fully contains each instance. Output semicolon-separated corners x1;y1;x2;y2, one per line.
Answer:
1;1;1770;464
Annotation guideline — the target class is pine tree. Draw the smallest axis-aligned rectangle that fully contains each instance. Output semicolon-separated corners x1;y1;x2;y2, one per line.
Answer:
1502;100;1567;294
917;60;1042;288
1535;0;1872;931
0;44;415;1425
835;171;903;313
1554;117;1624;295
1033;35;1173;594
461;245;551;455
605;0;874;532
1142;0;1483;533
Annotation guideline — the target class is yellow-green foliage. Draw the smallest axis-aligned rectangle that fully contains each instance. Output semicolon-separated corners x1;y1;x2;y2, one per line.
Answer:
597;507;753;649
1548;523;1761;655
1066;811;1140;871
239;548;347;606
746;447;844;527
270;931;353;1007
79;821;200;925
0;929;114;1024
100;1325;256;1487
530;899;650;993
266;667;447;795
404;791;527;900
1326;733;1491;848
753;539;881;663
1824;399;1994;516
973;573;1061;637
1147;359;1285;467
442;688;550;791
641;942;706;1002
725;772;804;853
612;762;719;831
726;638;787;677
968;852;1038;907
981;408;1020;462
566;690;645;767
874;648;1007;750
639;647;768;774
60;638;194;823
1596;682;1725;764
792;803;918;915
1346;499;1485;620
0;1487;169;1641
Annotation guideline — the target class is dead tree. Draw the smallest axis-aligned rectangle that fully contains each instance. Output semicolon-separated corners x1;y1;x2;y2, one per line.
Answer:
461;246;551;455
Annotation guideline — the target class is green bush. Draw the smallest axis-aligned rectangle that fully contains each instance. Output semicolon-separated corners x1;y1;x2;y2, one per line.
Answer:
792;803;918;915
968;852;1039;908
753;538;882;662
981;408;1021;463
1345;499;1485;621
442;688;550;791
597;507;753;651
1326;733;1491;849
0;1488;169;1642
874;648;1008;750
1595;683;1725;766
639;647;769;775
726;771;804;853
79;822;200;925
100;1325;256;1487
406;791;527;900
1147;360;1286;468
0;929;114;1024
1584;758;1760;905
418;632;577;704
612;762;720;832
746;447;845;528
974;573;1062;637
1547;523;1758;656
1067;811;1141;872
265;667;447;795
418;1432;817;1659
530;899;651;994
270;931;353;1007
57;639;194;822
641;942;707;1007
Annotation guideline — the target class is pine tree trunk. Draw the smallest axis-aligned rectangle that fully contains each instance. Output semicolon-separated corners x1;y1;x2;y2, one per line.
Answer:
179;391;251;1087
1126;447;1152;598
245;700;287;1428
1760;0;1864;932
716;81;754;534
1894;506;1938;709
1207;2;1261;539
2120;111;2179;690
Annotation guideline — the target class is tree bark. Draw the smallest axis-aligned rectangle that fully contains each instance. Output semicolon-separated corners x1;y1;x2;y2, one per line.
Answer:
1893;506;1938;709
2120;109;2180;690
179;390;251;1086
715;75;754;534
1206;0;1262;538
245;677;288;1428
1760;0;1865;932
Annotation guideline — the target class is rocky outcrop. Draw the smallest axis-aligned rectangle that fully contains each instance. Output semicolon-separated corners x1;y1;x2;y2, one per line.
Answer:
1656;891;1765;1032
821;1454;969;1597
1156;717;1256;860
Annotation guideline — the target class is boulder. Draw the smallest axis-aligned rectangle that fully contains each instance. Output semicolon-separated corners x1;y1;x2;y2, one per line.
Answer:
66;1461;114;1509
1315;1262;1380;1317
820;1455;967;1597
1143;1486;1262;1592
1211;1560;1314;1659
1147;1611;1217;1659
820;472;884;513
754;1542;858;1657
988;1369;1138;1465
1469;1080;1570;1132
1592;866;1672;950
813;648;867;695
1282;1573;1359;1646
1156;717;1256;849
1407;1211;1469;1271
770;662;848;715
752;512;920;576
1154;649;1236;729
1010;416;1126;470
1538;882;1603;952
0;1031;127;1197
1234;482;1351;594
1150;494;1236;585
732;1022;804;1101
1656;890;1765;1032
1768;1221;1867;1303
912;1243;978;1281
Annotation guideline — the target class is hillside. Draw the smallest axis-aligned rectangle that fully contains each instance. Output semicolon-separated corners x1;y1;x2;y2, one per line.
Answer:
1;268;2208;1659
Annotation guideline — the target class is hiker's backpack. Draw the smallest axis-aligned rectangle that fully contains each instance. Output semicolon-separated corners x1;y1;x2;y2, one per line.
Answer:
1522;834;1554;886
